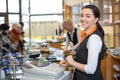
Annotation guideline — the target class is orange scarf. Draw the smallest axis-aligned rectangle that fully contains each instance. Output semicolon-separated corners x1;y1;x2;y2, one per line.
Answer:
78;26;97;46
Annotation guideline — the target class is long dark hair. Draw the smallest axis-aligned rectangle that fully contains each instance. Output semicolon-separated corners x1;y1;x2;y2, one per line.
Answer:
82;5;105;40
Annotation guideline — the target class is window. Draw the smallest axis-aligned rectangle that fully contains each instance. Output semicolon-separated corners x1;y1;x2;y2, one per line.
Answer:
21;0;29;14
9;14;20;25
0;17;5;24
30;0;63;14
22;0;63;41
0;0;6;12
8;0;19;13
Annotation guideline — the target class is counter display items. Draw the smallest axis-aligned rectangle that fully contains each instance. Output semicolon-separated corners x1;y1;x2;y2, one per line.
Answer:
1;40;71;80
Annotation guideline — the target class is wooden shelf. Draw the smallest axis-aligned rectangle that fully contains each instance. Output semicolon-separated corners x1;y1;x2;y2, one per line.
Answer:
113;75;118;80
113;64;120;72
105;53;120;80
110;53;120;60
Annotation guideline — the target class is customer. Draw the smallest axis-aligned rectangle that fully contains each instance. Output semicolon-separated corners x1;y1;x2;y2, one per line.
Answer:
60;5;106;80
9;23;24;54
62;19;80;53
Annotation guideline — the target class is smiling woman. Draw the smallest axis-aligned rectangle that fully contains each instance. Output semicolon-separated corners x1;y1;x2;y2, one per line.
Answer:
59;5;106;80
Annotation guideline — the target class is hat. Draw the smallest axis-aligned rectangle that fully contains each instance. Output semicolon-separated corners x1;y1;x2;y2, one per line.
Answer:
0;24;10;31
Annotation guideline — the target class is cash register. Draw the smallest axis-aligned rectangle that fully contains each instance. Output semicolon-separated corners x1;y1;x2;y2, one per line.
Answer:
21;58;71;80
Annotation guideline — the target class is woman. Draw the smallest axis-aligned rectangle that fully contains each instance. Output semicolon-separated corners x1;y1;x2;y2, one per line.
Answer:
9;23;24;54
59;5;106;80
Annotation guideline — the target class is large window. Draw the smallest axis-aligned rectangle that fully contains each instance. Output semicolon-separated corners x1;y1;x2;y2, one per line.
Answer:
0;0;20;24
9;14;20;25
30;0;63;14
22;0;63;41
0;17;5;24
0;0;63;42
0;0;6;12
7;0;21;27
21;0;29;15
8;0;19;13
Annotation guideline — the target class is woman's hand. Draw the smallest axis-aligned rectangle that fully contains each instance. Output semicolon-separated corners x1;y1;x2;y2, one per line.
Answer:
65;55;75;66
59;60;69;67
59;55;75;67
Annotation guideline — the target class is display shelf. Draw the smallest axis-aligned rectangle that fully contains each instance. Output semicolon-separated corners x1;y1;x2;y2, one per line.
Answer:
110;53;120;60
113;73;120;80
108;53;120;80
113;64;120;72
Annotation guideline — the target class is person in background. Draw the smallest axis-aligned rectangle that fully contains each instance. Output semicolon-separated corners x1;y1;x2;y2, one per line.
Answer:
9;23;24;54
60;5;106;80
62;19;80;54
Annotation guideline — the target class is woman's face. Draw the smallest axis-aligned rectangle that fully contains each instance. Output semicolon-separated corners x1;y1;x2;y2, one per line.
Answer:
80;8;98;29
13;25;21;32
